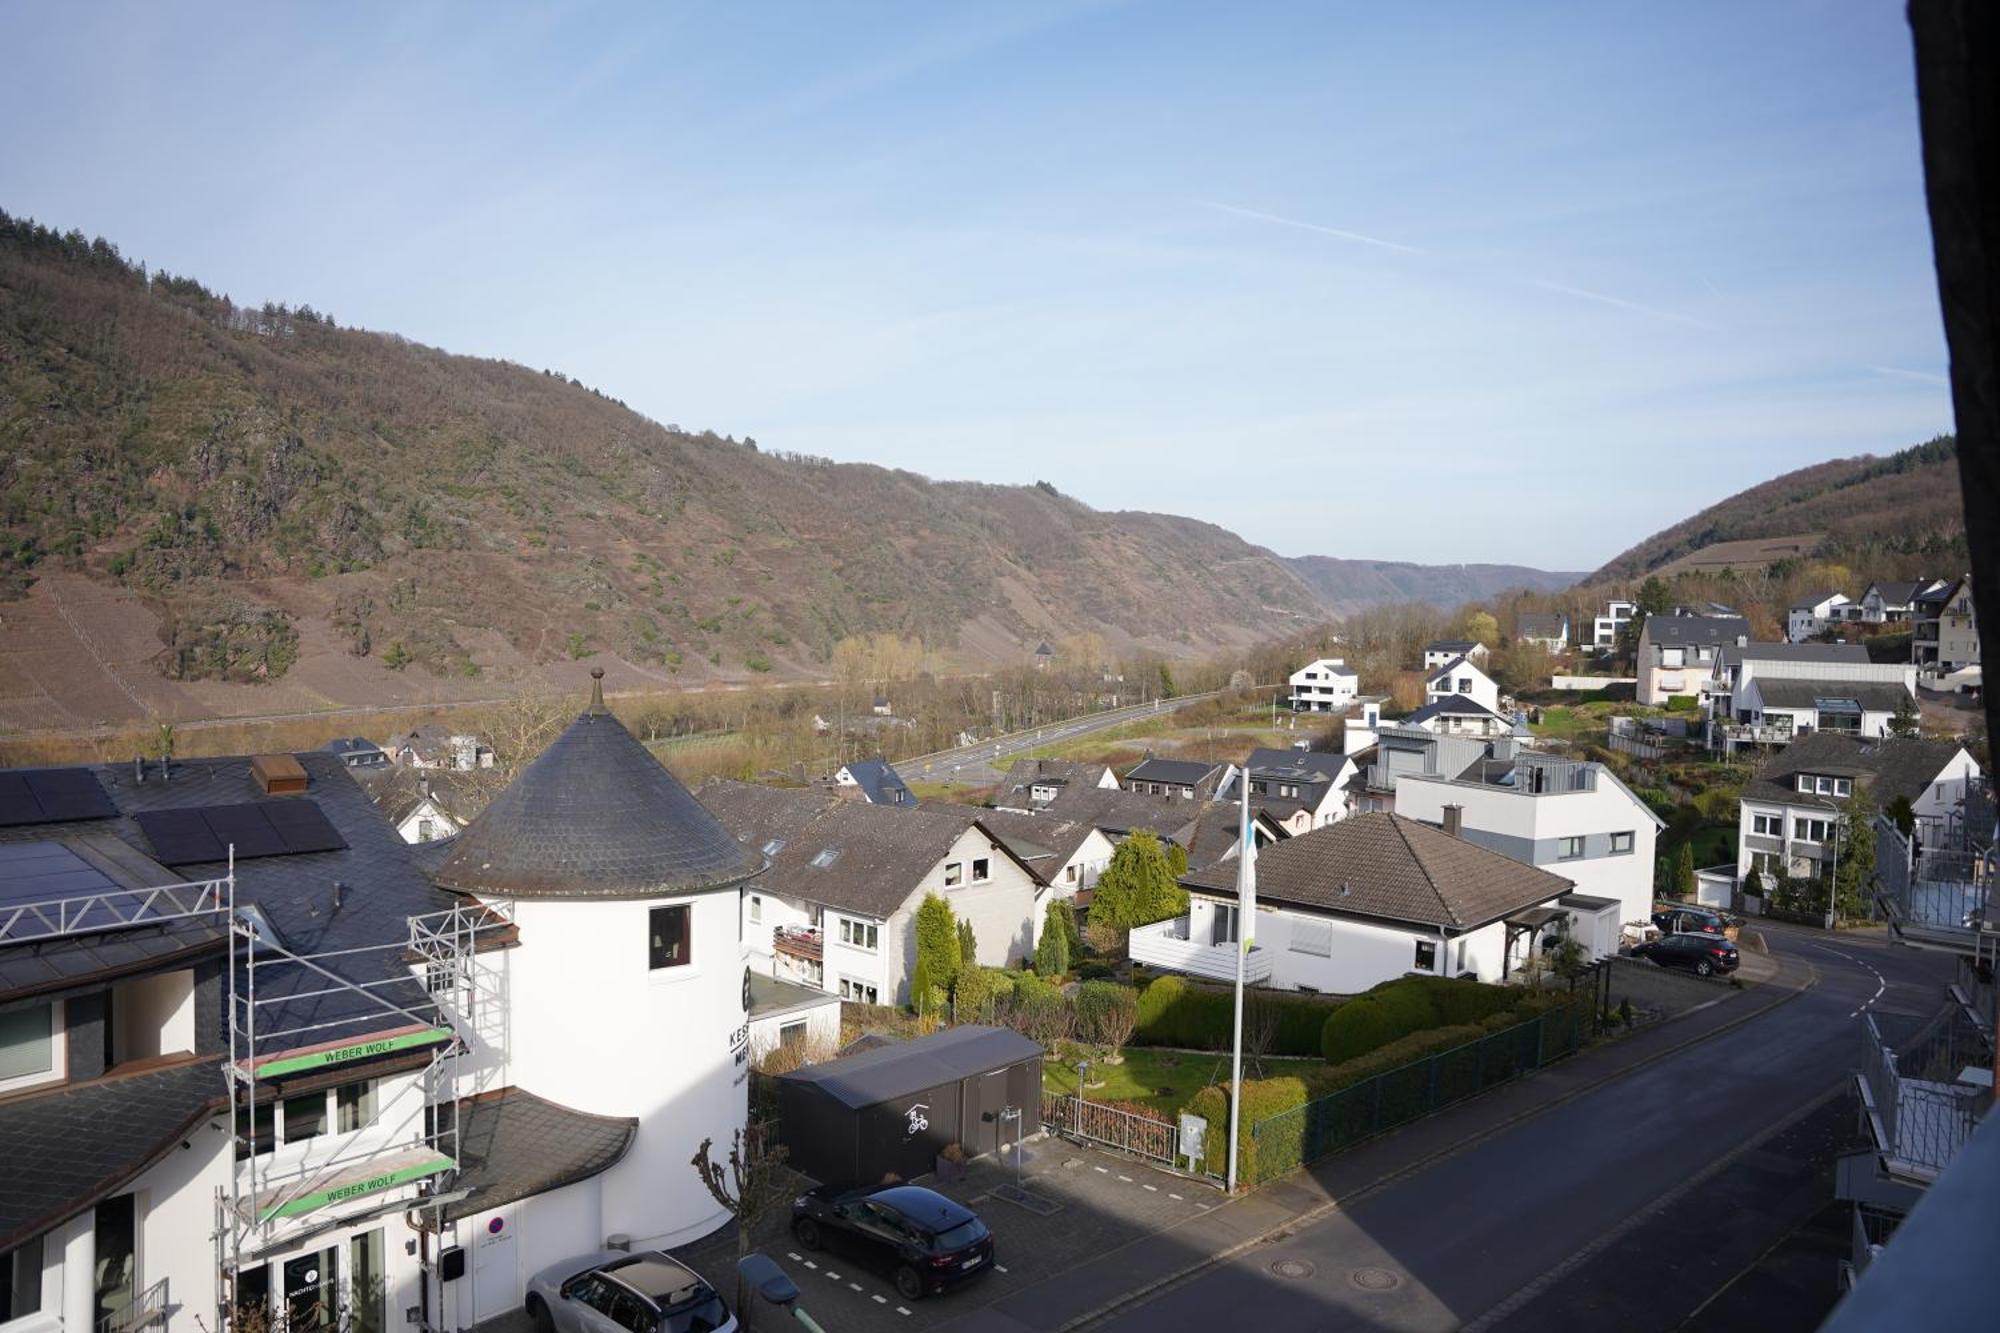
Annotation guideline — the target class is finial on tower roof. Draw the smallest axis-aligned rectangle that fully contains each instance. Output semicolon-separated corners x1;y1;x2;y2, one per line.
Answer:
588;666;609;716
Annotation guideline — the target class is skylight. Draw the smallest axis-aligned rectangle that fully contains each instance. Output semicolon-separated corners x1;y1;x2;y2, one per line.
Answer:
810;848;841;869
762;838;787;857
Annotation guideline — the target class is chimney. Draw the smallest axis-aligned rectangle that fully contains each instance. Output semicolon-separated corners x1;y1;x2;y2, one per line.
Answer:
1443;804;1463;838
251;754;309;796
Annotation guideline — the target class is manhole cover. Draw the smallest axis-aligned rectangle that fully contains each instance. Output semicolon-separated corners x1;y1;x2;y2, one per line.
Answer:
1349;1267;1403;1291
1269;1259;1316;1280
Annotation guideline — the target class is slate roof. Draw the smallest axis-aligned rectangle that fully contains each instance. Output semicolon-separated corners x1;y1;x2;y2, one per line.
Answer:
922;804;1101;883
1753;679;1912;713
1741;733;1971;807
1426;640;1478;653
776;1024;1041;1109
361;768;489;830
1425;654;1478;683
1789;591;1849;611
1516;613;1567;637
1716;642;1873;670
1244;748;1353;784
840;758;914;807
701;782;1012;918
0;1057;220;1251
995;759;1112;806
1181;812;1572;929
1124;757;1223;787
439;1086;635;1223
436;673;759;900
1404;695;1509;725
1643;615;1748;648
1867;580;1931;606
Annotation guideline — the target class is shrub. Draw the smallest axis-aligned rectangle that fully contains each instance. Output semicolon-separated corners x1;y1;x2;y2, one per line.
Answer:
1321;981;1442;1062
1133;976;1343;1055
1393;976;1517;1026
1074;960;1118;982
1006;976;1072;1043
1034;903;1072;976
1076;981;1138;1047
953;965;997;1023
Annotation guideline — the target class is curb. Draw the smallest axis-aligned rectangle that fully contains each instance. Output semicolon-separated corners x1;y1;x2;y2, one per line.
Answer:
1049;952;1823;1333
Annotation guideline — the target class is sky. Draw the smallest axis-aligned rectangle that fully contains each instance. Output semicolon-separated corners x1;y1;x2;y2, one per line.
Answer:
0;1;1956;570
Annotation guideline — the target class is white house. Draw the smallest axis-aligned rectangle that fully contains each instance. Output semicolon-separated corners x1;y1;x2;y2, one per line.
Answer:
1423;640;1491;672
704;783;1043;1006
1390;747;1663;951
1516;612;1569;652
1734;733;1982;890
1243;747;1355;832
832;757;914;806
1854;579;1945;624
928;803;1118;900
1132;813;1574;992
1402;695;1515;739
1635;612;1748;707
1592;600;1636;649
992;758;1118;812
1787;591;1853;642
1705;643;1916;752
1342;724;1494;817
1288;657;1360;712
1912;575;1979;676
1424;655;1500;713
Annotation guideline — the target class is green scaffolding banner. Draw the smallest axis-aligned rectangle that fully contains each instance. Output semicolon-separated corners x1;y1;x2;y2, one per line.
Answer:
260;1154;456;1221
255;1026;453;1078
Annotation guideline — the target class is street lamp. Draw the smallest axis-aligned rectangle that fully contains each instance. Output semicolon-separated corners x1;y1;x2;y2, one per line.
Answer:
1074;1059;1090;1104
736;1254;827;1333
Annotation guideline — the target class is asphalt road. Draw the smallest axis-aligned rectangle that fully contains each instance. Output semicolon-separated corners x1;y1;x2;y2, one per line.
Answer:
1093;926;1956;1333
897;691;1229;787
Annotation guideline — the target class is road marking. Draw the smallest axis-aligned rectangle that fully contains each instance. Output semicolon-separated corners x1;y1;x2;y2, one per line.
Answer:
1093;1166;1108;1174
801;1260;817;1269
1807;941;1890;1017
1168;1193;1184;1200
824;1271;841;1280
1117;1174;1134;1182
848;1283;864;1292
872;1295;887;1304
1142;1183;1158;1192
896;1307;912;1316
787;1252;801;1261
995;1264;1009;1273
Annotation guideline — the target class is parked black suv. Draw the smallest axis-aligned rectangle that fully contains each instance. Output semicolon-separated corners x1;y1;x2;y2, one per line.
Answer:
1631;931;1739;977
791;1184;994;1300
1652;906;1729;936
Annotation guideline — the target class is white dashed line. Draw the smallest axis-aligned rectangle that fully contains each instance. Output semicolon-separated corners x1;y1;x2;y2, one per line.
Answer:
824;1271;841;1280
1142;1184;1158;1192
896;1307;912;1316
1093;1166;1108;1174
848;1283;864;1292
995;1264;1009;1273
872;1295;887;1305
802;1260;817;1270
787;1252;802;1261
1168;1193;1183;1200
1117;1174;1134;1182
1808;942;1891;1017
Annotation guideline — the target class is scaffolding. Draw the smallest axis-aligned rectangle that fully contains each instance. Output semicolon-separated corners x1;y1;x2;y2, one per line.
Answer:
214;857;514;1333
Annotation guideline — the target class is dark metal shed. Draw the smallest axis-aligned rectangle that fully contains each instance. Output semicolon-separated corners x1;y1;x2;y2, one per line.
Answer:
775;1025;1043;1184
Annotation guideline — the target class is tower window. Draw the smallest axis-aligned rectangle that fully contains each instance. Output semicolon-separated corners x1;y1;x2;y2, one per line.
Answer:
649;905;692;970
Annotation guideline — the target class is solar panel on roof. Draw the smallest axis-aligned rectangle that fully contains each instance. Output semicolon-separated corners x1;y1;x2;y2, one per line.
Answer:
0;768;117;827
134;800;348;866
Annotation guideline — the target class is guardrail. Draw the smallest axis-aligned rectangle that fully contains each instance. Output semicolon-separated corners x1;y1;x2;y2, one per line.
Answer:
0;876;227;945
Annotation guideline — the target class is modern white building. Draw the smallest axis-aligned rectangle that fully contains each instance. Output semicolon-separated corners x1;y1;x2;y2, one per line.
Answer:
1401;695;1515;739
1516;613;1569;652
1705;643;1916;752
1734;733;1982;889
1242;747;1355;832
1912;576;1979;676
1787;591;1853;642
1854;579;1945;624
1424;656;1500;713
1390;747;1663;950
1134;813;1575;992
1287;658;1360;712
1592;600;1636;650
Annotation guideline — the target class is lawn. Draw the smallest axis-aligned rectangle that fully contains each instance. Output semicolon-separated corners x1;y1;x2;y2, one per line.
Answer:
1040;1042;1322;1116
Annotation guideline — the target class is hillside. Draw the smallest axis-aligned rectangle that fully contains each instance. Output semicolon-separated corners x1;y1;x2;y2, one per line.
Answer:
0;213;1393;732
1282;557;1581;616
1591;438;1966;581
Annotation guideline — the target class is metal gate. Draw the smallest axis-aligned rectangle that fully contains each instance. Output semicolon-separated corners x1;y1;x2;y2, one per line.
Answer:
1040;1094;1183;1170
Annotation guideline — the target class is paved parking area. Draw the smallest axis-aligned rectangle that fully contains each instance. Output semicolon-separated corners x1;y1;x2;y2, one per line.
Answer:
671;1141;1222;1332
1606;952;1765;1023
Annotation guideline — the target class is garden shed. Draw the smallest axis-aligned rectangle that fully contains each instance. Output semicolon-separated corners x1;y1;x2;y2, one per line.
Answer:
774;1025;1044;1184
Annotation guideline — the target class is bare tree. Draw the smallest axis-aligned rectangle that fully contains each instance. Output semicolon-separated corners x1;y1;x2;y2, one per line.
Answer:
691;1125;792;1328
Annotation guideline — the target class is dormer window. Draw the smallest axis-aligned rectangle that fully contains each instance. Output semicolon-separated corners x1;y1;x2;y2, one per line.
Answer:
810;848;840;869
763;838;787;857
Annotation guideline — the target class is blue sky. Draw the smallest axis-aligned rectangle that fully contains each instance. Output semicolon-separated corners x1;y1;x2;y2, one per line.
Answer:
0;1;1953;569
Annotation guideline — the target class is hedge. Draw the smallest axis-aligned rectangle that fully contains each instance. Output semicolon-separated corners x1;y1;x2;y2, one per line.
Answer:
1134;976;1343;1056
1321;976;1519;1062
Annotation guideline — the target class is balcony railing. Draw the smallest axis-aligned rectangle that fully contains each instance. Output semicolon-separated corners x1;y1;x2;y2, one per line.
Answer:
98;1278;168;1333
772;926;823;961
1857;1012;1985;1180
0;875;227;945
1129;916;1273;984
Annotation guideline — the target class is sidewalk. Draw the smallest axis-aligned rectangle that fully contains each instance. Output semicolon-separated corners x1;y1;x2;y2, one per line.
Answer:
945;947;1817;1333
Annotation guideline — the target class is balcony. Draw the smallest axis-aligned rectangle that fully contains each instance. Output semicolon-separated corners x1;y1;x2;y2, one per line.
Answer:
1129;916;1273;984
1854;1012;1986;1182
772;926;823;962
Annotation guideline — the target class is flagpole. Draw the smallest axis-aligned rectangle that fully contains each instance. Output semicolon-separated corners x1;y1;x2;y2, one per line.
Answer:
1227;765;1249;1193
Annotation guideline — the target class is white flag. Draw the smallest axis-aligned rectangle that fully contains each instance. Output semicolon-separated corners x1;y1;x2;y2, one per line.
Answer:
1236;774;1257;949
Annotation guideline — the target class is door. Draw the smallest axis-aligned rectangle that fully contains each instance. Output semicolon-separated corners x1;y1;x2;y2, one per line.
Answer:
282;1246;340;1331
94;1193;136;1330
971;1071;1009;1157
472;1209;519;1323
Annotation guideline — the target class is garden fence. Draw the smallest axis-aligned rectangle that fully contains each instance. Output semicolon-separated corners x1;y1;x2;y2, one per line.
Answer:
1248;1002;1591;1182
1040;1093;1184;1170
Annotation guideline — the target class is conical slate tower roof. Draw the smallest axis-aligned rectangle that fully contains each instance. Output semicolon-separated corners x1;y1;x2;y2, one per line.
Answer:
435;670;760;899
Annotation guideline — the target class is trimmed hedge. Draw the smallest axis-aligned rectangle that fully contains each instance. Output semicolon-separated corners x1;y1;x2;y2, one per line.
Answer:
1134;976;1342;1056
1322;976;1519;1062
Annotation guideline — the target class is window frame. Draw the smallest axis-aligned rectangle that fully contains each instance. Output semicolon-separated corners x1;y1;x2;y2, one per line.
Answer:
282;1088;330;1144
1413;939;1440;973
943;861;963;888
1558;835;1585;861
1609;831;1635;855
838;918;879;952
0;999;63;1094
970;857;991;883
647;903;693;971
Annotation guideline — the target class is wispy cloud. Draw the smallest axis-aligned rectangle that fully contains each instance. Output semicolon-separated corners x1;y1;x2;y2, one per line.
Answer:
1522;277;1716;329
1195;200;1426;255
1866;364;1949;386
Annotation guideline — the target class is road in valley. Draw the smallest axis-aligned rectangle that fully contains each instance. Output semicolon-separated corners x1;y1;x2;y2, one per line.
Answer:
896;690;1236;787
1090;926;1955;1333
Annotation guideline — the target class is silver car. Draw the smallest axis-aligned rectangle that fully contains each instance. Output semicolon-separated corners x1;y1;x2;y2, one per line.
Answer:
525;1250;736;1333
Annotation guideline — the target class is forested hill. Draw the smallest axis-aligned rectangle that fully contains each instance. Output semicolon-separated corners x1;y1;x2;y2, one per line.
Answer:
1;210;1369;726
1283;557;1581;617
1591;437;1967;581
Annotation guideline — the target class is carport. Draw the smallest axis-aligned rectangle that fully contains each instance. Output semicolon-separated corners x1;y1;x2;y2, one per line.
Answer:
1559;893;1623;958
775;1025;1043;1184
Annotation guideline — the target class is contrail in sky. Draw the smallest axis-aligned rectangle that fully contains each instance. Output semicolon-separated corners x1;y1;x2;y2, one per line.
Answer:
1866;364;1949;386
1196;200;1426;255
1204;198;1714;330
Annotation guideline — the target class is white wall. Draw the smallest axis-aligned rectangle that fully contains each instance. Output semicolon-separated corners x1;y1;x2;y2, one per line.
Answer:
1425;662;1499;712
505;892;746;1250
889;825;1041;1001
1255;908;1519;991
747;998;843;1061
